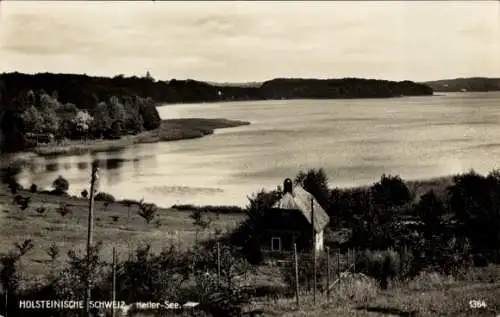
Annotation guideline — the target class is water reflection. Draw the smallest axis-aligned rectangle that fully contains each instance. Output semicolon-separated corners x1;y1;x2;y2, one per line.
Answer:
93;158;125;170
46;163;59;172
17;154;155;194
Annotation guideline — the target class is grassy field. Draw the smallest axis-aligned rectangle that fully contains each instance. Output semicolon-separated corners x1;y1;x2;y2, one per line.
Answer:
30;118;250;157
0;184;246;285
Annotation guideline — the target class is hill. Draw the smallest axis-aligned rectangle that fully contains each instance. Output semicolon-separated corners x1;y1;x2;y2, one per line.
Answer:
0;72;433;108
424;77;500;92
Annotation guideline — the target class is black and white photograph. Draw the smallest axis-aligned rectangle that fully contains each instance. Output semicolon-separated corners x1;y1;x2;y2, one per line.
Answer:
0;1;500;316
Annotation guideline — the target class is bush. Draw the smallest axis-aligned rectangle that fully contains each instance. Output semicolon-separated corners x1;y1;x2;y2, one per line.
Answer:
30;183;38;193
371;174;412;208
355;249;401;289
448;170;500;259
281;251;335;292
94;192;115;203
230;189;283;250
81;189;88;198
330;273;378;304
52;175;69;194
294;168;330;210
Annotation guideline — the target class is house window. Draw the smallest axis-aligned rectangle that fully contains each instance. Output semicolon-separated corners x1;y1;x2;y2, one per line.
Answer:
271;237;281;252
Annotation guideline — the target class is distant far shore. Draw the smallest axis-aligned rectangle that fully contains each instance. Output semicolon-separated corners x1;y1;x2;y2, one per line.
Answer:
25;118;249;158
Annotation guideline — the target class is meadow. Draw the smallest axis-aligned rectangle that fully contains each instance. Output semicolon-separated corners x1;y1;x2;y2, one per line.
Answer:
0;169;500;317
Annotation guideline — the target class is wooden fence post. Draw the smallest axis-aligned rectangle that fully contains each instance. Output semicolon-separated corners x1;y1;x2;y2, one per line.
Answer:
326;246;330;301
293;243;300;307
85;162;98;317
337;249;341;280
112;247;116;317
353;249;356;273
217;242;221;289
311;198;316;305
5;287;7;317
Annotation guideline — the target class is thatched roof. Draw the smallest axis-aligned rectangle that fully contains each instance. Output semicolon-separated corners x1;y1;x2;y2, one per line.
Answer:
272;184;329;232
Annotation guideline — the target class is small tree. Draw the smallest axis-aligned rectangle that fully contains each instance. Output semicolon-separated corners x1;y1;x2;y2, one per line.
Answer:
190;209;213;241
0;252;21;313
47;242;60;261
13;195;30;212
371;174;412;208
36;206;46;214
81;189;88;198
14;239;34;257
52;175;69;194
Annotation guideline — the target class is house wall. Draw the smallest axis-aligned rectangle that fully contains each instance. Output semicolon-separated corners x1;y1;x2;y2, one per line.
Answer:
315;230;324;253
261;230;297;251
0;110;4;151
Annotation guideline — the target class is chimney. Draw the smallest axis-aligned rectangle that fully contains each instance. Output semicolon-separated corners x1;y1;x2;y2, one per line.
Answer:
283;178;293;194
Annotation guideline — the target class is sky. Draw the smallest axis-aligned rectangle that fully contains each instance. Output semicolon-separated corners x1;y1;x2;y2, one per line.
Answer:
0;1;499;83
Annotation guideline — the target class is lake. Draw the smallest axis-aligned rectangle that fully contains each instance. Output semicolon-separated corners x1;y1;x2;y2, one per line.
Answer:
16;92;500;207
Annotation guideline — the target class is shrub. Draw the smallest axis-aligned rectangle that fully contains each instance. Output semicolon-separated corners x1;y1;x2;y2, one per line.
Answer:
371;174;412;208
416;190;445;238
137;199;157;224
52;175;69;194
81;189;88;198
15;239;35;257
355;249;400;289
30;183;38;193
114;243;190;303
230;189;282;251
448;170;500;260
95;192;115;203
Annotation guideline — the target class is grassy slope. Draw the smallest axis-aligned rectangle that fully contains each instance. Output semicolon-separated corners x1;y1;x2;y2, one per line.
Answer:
0;184;246;284
31;118;250;157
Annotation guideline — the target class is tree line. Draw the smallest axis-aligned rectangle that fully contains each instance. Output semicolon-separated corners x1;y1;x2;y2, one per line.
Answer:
231;168;500;279
0;72;433;106
425;77;500;92
0;72;433;153
2;167;500;315
0;82;161;153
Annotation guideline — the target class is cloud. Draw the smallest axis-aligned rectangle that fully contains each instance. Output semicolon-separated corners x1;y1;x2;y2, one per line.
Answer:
0;1;498;81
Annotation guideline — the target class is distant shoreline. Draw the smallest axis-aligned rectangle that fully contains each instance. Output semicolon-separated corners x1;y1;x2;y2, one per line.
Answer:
20;118;250;158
